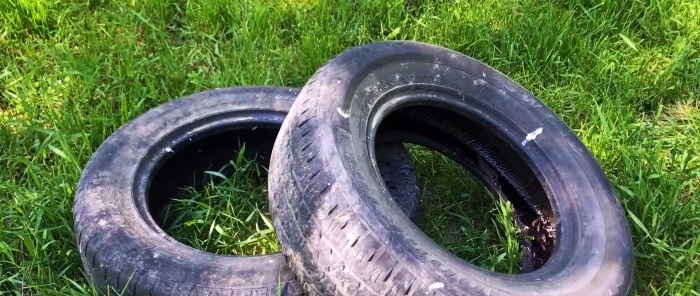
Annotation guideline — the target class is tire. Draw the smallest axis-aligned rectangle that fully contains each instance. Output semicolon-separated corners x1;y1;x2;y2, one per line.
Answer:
268;42;634;296
72;86;419;295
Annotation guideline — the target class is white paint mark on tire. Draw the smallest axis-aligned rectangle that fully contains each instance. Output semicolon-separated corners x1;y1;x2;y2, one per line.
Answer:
337;107;350;119
521;127;543;146
428;282;445;290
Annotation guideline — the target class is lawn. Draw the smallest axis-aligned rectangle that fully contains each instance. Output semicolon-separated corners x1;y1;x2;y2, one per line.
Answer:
1;0;698;294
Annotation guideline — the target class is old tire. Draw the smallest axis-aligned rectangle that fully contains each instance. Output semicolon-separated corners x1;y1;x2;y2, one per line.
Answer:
72;86;419;295
268;42;633;295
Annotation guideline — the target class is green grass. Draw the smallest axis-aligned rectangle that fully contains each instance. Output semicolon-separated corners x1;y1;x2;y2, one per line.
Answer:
0;0;698;294
160;149;278;256
410;145;522;274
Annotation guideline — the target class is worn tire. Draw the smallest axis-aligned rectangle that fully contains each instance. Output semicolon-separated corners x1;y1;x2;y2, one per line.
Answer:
268;42;633;295
72;86;419;295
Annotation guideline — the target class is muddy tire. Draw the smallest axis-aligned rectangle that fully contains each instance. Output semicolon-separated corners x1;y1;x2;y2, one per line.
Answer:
72;86;419;295
268;42;634;295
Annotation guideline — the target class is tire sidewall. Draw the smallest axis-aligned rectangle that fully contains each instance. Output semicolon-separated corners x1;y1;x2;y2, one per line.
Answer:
274;42;633;295
74;87;300;294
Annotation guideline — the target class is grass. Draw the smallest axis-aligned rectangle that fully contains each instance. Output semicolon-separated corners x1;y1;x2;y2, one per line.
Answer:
410;145;522;274
160;149;278;256
0;0;698;294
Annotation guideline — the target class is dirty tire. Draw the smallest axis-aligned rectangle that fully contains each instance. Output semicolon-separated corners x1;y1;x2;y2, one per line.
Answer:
73;86;419;295
268;42;634;296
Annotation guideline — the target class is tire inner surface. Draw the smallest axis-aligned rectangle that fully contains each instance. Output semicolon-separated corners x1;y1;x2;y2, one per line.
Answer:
377;105;556;272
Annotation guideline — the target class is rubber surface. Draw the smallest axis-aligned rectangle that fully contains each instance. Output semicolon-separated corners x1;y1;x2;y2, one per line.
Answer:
72;86;419;295
268;42;633;295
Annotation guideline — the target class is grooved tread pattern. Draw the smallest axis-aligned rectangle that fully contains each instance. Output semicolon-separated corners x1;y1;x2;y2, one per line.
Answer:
74;86;421;296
